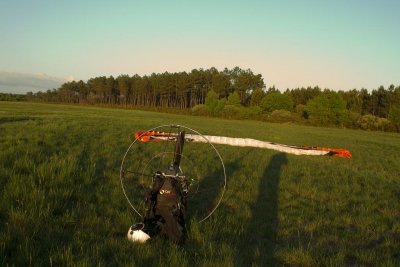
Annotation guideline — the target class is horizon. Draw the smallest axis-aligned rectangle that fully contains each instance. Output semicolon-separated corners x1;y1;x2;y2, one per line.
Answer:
1;0;399;94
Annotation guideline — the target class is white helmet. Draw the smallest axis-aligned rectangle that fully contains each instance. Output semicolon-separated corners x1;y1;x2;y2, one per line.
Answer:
127;223;151;243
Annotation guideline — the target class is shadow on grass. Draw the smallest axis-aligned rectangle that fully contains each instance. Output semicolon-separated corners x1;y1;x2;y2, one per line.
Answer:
234;153;288;266
186;157;241;225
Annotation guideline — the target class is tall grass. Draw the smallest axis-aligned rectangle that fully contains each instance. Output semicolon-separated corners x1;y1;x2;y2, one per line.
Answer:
1;102;399;266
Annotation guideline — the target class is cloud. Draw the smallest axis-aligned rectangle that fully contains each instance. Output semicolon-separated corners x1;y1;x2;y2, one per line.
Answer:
0;71;74;94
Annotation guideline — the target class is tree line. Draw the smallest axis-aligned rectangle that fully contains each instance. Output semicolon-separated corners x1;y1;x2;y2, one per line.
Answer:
27;67;264;109
190;85;400;131
0;93;25;101
25;67;400;131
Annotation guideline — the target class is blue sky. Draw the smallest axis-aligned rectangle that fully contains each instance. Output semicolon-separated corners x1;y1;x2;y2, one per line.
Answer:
1;0;399;93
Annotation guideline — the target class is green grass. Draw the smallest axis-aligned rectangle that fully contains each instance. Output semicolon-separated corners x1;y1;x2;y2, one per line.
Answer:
1;101;400;266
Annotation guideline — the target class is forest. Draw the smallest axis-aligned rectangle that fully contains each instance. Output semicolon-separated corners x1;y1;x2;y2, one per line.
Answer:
24;67;400;131
0;93;25;102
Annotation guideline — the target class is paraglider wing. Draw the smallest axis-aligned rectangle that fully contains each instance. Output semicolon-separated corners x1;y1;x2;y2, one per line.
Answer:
133;130;352;158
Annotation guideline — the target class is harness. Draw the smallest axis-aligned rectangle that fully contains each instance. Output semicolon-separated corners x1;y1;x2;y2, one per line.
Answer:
145;169;187;223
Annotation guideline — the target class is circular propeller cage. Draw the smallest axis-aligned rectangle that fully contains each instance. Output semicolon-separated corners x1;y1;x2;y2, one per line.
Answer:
120;124;226;223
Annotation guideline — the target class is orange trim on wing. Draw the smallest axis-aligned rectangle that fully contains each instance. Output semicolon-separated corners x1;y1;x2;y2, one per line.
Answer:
302;146;352;158
134;130;177;142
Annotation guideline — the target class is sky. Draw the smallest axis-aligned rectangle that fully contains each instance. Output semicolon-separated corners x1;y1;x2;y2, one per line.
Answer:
0;0;399;94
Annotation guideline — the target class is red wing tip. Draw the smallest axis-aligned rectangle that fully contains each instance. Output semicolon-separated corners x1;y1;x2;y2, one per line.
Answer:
331;150;352;158
321;148;352;158
133;130;177;142
134;130;150;142
302;146;352;158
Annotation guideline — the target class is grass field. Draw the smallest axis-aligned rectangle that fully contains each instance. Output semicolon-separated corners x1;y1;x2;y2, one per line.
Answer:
1;102;399;266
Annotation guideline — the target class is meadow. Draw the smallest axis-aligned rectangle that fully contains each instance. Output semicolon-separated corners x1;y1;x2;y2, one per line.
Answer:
0;102;399;266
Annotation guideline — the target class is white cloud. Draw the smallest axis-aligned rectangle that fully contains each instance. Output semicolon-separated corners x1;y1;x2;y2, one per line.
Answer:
0;71;74;94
